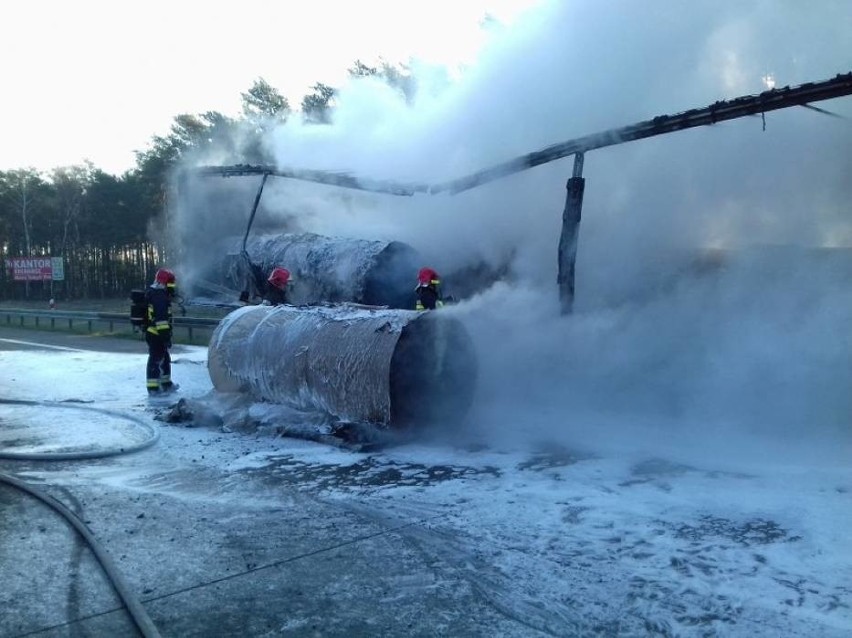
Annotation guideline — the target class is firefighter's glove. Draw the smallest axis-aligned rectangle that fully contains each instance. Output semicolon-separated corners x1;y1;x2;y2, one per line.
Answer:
162;329;173;349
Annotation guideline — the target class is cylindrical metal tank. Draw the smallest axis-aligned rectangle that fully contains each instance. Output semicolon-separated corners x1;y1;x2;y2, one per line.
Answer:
200;233;422;309
208;305;477;428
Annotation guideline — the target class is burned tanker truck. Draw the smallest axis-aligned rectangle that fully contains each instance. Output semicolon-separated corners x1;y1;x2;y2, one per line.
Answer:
208;303;477;431
179;168;481;439
194;233;479;436
199;238;478;438
194;232;479;435
196;231;424;310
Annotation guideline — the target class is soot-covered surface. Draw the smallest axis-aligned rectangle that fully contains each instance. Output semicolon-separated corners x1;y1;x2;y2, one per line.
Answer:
208;304;477;428
201;232;422;309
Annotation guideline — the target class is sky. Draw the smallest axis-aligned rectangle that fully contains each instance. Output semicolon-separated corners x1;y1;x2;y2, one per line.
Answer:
0;0;537;175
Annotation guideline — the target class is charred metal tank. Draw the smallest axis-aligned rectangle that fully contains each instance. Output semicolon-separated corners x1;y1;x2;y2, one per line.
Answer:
200;232;422;309
208;304;477;428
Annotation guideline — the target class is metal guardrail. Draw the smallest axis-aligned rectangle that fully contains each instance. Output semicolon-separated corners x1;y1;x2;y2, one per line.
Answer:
0;308;221;342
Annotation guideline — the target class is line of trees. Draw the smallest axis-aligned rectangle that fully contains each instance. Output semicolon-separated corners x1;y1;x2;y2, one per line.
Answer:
0;61;412;301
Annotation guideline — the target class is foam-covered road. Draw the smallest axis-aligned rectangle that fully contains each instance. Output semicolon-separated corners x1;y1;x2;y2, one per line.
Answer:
1;327;850;637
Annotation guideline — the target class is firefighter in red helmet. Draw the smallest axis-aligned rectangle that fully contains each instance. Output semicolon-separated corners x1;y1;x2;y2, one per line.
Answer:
145;268;177;394
264;267;291;306
415;267;443;310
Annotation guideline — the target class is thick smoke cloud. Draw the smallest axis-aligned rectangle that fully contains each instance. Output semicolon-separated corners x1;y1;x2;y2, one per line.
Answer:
180;0;852;463
263;0;851;288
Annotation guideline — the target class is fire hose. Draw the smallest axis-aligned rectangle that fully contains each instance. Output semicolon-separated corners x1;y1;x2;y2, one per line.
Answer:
0;398;162;638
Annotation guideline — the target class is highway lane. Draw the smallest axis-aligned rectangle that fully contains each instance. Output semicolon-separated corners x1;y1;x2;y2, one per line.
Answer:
0;325;148;354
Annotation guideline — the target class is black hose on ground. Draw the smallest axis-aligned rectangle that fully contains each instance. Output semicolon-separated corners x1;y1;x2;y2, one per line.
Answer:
0;399;159;460
0;398;163;638
0;473;163;638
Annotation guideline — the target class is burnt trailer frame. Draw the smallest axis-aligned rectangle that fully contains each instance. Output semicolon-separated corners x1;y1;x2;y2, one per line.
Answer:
194;71;852;314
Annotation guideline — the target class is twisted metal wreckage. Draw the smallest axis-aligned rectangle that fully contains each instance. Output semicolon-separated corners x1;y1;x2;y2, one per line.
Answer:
185;72;852;439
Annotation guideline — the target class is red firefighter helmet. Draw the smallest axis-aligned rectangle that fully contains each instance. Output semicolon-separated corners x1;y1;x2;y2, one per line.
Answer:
417;267;439;286
154;268;176;285
268;267;291;289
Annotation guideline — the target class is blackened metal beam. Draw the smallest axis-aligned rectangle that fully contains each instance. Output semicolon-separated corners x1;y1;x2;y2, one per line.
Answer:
194;73;851;197
434;72;852;194
194;163;428;196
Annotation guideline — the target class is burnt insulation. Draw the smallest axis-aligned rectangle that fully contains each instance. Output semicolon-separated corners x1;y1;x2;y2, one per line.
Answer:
208;304;477;428
200;233;422;309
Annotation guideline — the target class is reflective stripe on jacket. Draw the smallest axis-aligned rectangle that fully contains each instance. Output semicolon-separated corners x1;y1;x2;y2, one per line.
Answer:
146;286;172;335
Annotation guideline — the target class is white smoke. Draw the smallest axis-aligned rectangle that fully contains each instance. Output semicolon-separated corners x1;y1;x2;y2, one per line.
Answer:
262;0;851;284
195;0;852;463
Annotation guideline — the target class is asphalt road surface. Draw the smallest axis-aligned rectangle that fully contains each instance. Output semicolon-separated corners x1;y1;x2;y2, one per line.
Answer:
1;325;849;637
0;328;537;637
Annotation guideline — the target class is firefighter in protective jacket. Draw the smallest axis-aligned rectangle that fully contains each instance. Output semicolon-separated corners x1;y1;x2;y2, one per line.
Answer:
415;267;443;310
239;262;293;306
264;267;291;306
145;268;177;394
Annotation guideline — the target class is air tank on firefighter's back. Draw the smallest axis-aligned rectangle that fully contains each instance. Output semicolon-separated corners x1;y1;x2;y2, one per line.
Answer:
208;304;478;429
203;232;422;309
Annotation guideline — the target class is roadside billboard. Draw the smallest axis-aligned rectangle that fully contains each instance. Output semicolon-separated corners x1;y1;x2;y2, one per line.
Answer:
5;257;65;281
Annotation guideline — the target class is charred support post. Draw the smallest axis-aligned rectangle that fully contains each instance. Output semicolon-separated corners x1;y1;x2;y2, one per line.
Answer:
240;172;270;298
557;152;586;314
242;172;269;253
